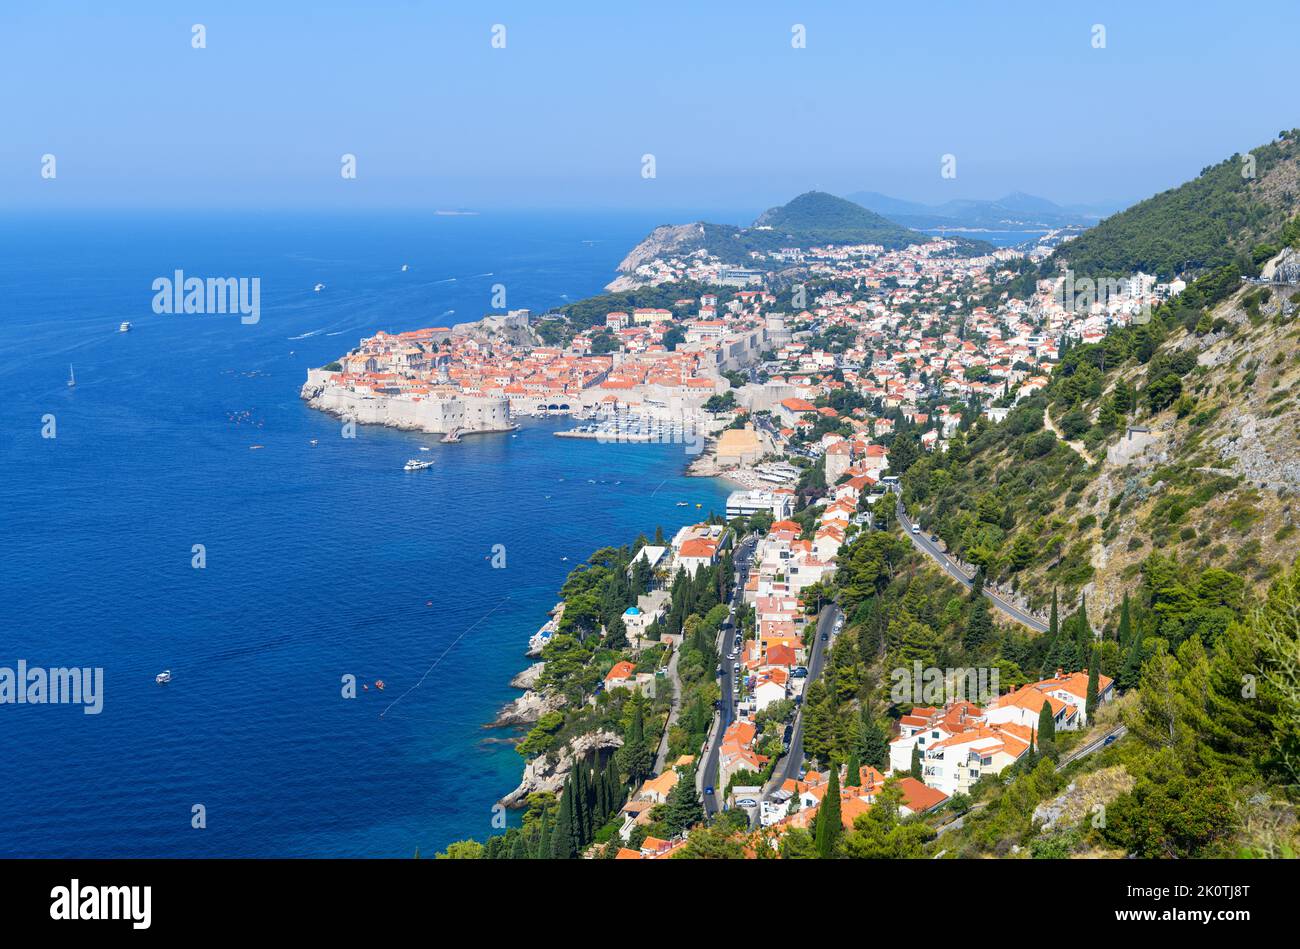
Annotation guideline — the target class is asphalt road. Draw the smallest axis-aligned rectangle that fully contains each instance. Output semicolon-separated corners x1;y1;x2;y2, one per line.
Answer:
1057;724;1127;769
700;533;757;815
895;498;1047;633
767;602;842;793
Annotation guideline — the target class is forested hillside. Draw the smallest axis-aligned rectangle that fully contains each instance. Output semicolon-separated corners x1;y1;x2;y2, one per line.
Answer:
1050;130;1300;278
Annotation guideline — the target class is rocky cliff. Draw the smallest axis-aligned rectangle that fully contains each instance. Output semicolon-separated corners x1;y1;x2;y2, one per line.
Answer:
499;729;623;808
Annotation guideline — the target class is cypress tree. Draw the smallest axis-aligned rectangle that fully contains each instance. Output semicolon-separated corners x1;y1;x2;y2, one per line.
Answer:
551;774;577;859
509;833;528;861
573;764;591;844
1116;592;1131;645
843;748;861;789
815;767;842;858
1037;700;1056;745
1085;650;1099;720
909;744;923;780
535;810;551;860
1119;619;1144;691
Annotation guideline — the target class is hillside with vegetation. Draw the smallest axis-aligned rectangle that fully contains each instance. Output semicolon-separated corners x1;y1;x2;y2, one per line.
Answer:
902;238;1300;621
1050;130;1300;278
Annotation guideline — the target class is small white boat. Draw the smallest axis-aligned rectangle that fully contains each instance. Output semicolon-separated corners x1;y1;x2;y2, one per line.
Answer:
313;283;325;292
403;458;434;471
156;670;171;684
119;321;131;333
401;264;409;272
67;364;76;387
418;446;430;452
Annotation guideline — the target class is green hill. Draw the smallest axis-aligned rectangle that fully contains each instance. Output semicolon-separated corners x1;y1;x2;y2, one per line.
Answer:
1051;130;1300;279
751;191;929;247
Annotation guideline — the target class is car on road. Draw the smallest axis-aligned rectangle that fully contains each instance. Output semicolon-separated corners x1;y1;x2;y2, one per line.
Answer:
735;798;758;809
911;524;921;534
1103;734;1118;746
820;632;828;642
704;786;713;796
929;534;938;542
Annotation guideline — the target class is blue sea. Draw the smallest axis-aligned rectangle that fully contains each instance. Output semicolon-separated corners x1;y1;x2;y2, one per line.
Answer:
0;211;731;857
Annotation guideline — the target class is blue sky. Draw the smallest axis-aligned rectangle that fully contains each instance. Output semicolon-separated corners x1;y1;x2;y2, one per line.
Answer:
3;0;1296;216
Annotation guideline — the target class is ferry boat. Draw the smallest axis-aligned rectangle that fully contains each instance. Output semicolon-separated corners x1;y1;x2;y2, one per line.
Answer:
119;321;131;333
156;670;171;684
403;458;435;471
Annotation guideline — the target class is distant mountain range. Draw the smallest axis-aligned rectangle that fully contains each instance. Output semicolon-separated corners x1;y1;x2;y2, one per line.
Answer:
845;190;1108;231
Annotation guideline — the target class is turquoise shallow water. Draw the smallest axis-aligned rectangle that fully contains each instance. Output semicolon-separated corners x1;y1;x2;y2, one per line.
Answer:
0;211;730;856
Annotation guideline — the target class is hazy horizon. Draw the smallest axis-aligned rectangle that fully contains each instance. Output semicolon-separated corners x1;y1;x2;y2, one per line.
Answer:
4;1;1296;216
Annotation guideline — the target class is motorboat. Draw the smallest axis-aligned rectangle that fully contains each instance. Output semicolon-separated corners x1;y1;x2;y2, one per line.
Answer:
403;458;434;471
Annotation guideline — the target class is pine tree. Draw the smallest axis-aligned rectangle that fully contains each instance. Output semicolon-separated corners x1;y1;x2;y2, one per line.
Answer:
661;765;703;837
964;594;993;650
857;710;889;772
815;767;842;858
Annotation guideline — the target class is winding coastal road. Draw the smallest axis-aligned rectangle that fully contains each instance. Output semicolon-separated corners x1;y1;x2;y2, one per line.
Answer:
895;497;1048;633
